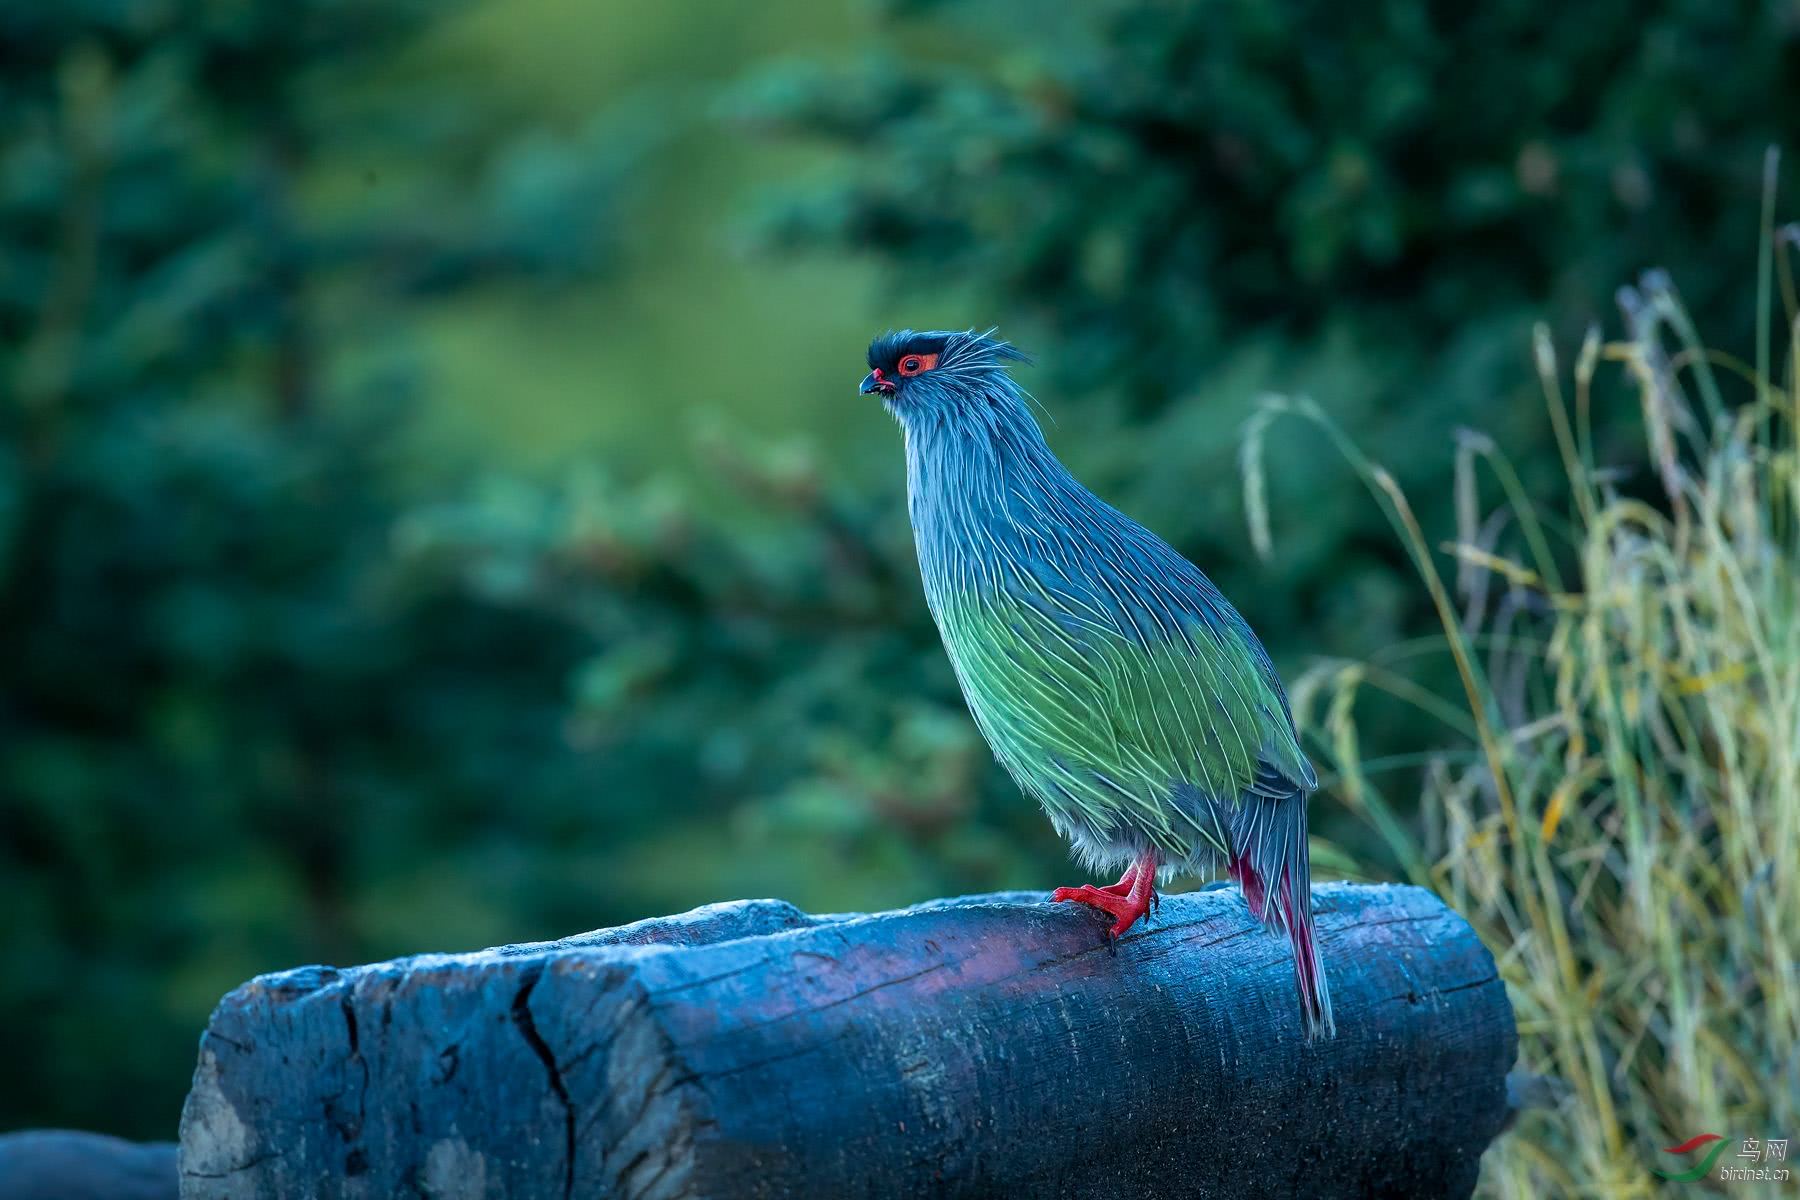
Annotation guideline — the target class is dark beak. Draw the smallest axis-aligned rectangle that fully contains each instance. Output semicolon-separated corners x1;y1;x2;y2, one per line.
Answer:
860;369;895;396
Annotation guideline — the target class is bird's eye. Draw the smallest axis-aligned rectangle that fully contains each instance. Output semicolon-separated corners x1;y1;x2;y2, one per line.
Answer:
898;354;936;377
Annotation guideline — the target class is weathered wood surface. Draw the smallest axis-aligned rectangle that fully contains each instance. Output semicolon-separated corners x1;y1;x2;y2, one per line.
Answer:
179;883;1515;1199
0;1130;178;1200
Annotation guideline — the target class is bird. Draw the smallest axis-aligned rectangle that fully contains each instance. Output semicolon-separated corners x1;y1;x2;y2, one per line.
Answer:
861;328;1334;1040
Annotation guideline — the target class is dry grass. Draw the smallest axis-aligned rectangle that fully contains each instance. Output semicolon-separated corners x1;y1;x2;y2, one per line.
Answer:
1245;192;1800;1194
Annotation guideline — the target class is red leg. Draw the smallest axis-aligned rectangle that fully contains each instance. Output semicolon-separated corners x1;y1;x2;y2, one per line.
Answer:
1094;863;1137;897
1052;848;1159;938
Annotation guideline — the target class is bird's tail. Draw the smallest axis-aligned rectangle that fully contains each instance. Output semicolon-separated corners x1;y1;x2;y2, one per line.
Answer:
1229;786;1335;1041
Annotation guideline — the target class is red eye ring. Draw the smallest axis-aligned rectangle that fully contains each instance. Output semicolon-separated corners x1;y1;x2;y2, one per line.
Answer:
898;353;937;377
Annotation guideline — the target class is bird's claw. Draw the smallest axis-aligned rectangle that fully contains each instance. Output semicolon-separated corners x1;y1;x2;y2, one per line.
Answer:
1052;882;1154;941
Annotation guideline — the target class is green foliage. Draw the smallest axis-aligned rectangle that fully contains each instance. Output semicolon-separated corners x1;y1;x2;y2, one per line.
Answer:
730;0;1800;709
0;0;1050;1135
7;0;1799;1164
0;0;646;1137
393;451;1060;919
1250;268;1800;1195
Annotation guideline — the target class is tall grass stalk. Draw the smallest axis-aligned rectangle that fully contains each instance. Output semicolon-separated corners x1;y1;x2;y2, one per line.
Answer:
1246;262;1800;1195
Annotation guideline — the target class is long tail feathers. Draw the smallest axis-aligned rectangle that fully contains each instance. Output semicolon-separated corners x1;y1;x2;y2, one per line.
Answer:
1229;788;1335;1041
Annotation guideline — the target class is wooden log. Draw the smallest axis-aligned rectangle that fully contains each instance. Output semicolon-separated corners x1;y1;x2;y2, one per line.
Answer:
179;883;1515;1199
0;1130;178;1200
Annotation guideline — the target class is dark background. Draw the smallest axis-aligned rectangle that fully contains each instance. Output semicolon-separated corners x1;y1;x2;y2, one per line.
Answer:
2;0;1795;1141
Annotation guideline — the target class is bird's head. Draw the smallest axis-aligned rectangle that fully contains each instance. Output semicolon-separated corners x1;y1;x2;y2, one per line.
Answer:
860;329;1031;426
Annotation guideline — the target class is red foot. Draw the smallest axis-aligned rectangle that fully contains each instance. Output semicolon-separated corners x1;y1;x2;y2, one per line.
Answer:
1052;849;1159;938
1093;864;1137;897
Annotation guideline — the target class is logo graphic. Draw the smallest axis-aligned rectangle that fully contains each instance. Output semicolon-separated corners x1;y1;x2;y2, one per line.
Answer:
1655;1133;1730;1182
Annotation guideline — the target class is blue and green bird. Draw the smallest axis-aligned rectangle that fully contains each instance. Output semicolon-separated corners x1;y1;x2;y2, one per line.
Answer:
862;328;1334;1040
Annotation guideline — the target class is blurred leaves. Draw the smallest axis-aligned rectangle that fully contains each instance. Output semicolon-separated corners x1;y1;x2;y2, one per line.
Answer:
0;0;663;1140
397;443;1057;898
729;0;1800;710
7;0;1800;1151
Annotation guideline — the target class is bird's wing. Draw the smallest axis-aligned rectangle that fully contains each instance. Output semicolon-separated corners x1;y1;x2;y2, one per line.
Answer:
936;535;1312;859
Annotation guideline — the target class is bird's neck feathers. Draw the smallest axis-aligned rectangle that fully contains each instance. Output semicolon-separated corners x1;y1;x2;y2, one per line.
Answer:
902;375;1061;511
901;374;1085;596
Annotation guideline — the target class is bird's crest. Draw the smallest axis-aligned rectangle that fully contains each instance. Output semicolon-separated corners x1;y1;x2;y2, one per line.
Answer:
866;328;1031;376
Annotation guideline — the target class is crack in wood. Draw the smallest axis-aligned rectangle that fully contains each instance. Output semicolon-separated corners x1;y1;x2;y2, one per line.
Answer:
510;964;576;1200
